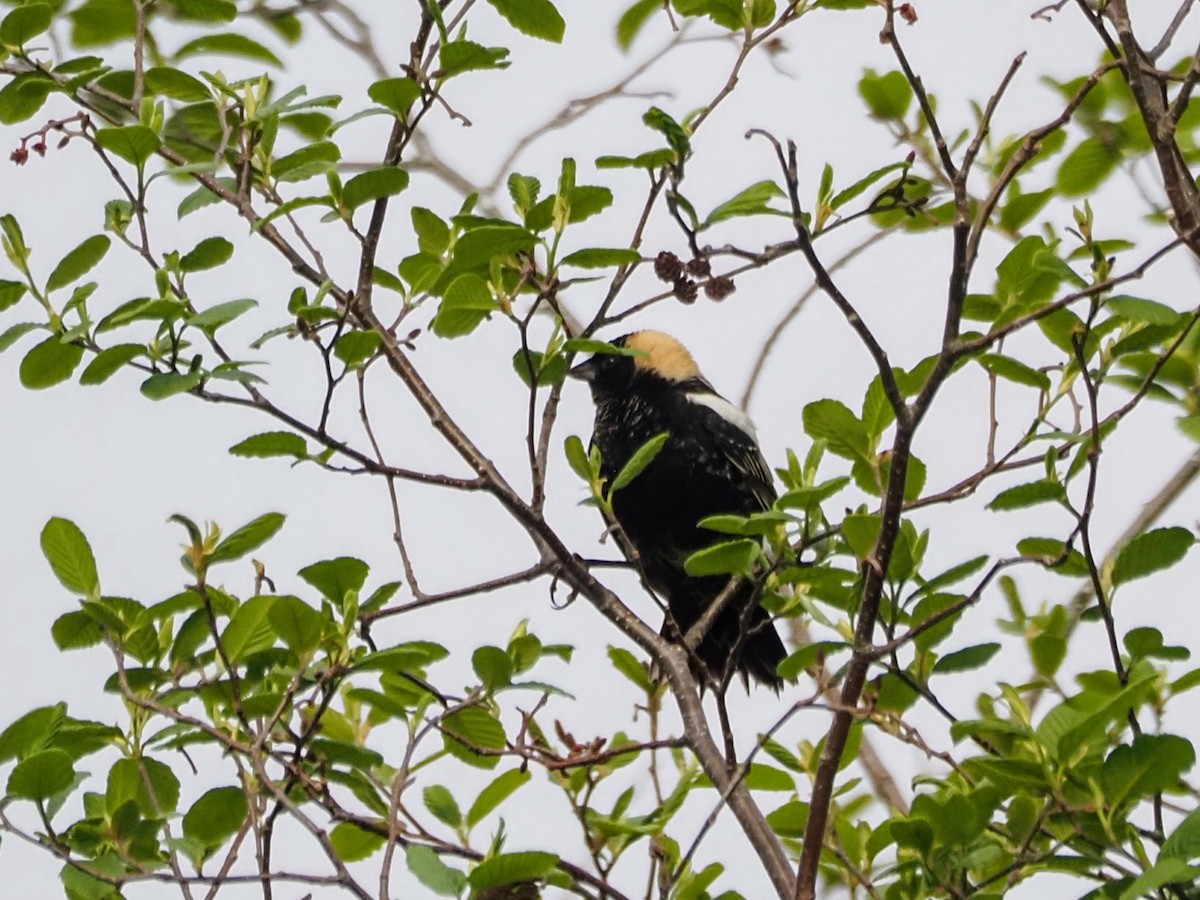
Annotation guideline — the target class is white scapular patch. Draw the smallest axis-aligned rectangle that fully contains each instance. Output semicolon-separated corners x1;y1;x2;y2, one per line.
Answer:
686;392;758;438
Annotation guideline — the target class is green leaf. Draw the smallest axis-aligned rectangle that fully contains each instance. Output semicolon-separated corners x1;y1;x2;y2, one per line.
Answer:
512;348;567;387
467;769;531;828
469;851;559;890
830;161;907;210
180;236;233;272
987;480;1065;511
423;784;462;827
0;705;64;763
298;556;368;603
1101;734;1195;810
454;224;538;268
80;343;143;385
229;431;307;459
684;539;758;577
7;749;74;800
933;642;1001;674
140;370;202;399
267;595;323;653
617;0;659;50
209;512;285;564
52;611;103;650
1056;136;1119;196
442;706;505;769
842;514;881;561
432;273;497;338
0;279;25;312
1162;807;1200;861
802;399;870;461
472;646;514;691
41;517;99;598
412;207;451;255
144;67;210;101
858;69;912;120
273;140;340;182
182;786;248;847
187;299;256;332
1124;626;1189;661
610;432;668;492
329;821;384;862
0;73;55;125
1;4;53;48
977;353;1051;391
175;32;282;67
564;435;592;482
333;330;381;368
438;39;510;77
485;0;565;42
1106;295;1181;326
368;77;421;117
1112;527;1193;587
608;646;653;691
106;757;180;817
1118;859;1200;900
220;595;276;660
342;167;409;212
1017;537;1089;577
558;247;640;268
704;180;784;226
406;846;467;897
170;0;237;21
20;336;84;389
47;235;110;293
95;125;160;167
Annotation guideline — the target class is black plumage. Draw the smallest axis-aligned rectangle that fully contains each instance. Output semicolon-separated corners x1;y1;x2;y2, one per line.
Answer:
570;330;787;690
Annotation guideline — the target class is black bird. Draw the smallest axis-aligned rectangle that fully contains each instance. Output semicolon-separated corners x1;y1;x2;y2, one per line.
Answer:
569;330;787;690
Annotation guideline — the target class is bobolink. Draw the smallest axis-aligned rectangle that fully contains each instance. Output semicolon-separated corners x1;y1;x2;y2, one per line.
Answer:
570;330;787;690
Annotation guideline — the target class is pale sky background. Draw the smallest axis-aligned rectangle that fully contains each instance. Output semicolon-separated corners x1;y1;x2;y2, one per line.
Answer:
2;2;1200;898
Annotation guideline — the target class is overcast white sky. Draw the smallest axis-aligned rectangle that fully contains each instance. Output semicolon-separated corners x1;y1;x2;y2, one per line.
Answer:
3;2;1200;897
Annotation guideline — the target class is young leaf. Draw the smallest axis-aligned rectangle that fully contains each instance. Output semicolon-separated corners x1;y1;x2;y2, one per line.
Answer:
182;786;249;848
208;512;285;564
41;517;99;598
684;539;758;577
485;0;566;42
228;431;308;459
46;235;110;292
20;336;84;389
1112;527;1194;587
329;822;384;863
406;846;468;897
467;769;531;829
704;180;784;226
933;642;1001;674
609;431;668;493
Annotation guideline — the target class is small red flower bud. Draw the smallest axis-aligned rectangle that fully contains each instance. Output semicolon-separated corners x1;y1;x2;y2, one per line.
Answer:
10;147;28;165
685;257;711;278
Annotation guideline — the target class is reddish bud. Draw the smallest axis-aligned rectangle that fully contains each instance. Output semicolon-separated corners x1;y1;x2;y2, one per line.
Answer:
10;147;28;165
899;3;918;24
685;257;712;278
32;141;46;156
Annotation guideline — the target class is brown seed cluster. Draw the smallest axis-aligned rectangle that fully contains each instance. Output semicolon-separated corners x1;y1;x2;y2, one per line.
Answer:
652;250;736;305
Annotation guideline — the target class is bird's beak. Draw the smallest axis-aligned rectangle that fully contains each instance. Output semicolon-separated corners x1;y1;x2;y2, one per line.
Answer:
568;358;598;382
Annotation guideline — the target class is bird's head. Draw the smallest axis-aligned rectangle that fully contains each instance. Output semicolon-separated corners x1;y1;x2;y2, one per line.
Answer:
568;330;702;397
